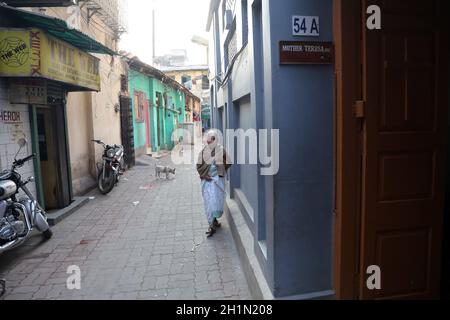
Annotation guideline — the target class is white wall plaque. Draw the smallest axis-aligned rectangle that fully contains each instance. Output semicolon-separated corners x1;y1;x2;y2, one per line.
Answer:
292;16;320;37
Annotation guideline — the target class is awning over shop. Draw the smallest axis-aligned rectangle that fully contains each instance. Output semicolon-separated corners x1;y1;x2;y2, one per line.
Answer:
0;28;102;91
0;3;116;55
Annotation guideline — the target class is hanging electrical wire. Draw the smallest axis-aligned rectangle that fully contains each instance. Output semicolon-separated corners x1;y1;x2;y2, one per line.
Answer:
219;42;248;88
46;6;117;39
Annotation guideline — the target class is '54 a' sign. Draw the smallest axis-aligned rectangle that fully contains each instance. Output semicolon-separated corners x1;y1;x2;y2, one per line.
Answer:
292;16;320;37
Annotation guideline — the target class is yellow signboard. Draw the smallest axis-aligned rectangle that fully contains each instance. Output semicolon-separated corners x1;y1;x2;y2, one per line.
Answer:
0;28;100;91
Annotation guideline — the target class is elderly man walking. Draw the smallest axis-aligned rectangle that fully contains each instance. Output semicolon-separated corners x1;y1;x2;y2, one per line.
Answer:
197;130;232;237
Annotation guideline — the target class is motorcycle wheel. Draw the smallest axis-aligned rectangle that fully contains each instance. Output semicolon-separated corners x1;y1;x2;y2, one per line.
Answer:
43;229;53;240
98;171;115;195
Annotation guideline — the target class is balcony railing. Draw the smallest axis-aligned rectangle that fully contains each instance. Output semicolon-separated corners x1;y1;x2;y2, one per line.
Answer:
78;0;128;37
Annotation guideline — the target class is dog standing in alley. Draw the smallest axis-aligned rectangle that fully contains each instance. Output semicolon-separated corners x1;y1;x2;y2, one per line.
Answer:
155;165;176;179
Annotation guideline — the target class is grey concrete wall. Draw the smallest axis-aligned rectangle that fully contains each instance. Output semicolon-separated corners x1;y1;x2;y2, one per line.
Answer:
219;2;260;232
267;0;334;297
208;0;335;298
250;0;273;287
238;96;258;215
231;46;252;101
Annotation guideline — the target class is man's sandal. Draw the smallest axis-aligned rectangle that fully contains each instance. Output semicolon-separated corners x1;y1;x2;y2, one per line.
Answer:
213;219;222;228
206;227;216;237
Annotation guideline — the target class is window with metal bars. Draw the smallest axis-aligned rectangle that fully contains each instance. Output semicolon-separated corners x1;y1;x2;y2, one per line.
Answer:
120;74;128;92
222;0;236;30
242;0;248;46
225;25;237;69
226;0;236;11
202;75;210;90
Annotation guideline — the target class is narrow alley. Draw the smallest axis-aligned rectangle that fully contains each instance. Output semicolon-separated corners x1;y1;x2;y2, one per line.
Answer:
1;0;449;303
0;153;251;300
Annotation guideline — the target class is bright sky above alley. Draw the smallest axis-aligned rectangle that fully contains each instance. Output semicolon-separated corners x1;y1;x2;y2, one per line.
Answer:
120;0;210;66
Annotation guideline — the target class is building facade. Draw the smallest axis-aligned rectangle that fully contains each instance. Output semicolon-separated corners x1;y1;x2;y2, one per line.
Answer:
38;1;128;196
207;0;449;300
127;58;200;155
161;66;210;128
0;3;116;210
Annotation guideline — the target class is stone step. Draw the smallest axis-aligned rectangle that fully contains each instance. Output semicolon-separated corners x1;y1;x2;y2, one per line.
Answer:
46;197;90;226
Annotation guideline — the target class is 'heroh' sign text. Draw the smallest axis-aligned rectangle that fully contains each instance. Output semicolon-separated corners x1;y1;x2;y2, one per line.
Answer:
0;109;22;124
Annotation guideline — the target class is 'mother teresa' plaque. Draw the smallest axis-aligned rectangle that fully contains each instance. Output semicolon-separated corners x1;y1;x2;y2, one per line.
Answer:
279;41;334;65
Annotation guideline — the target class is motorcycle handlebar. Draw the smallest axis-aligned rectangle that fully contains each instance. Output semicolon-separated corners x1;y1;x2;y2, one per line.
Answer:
23;154;36;162
92;140;123;150
92;140;108;148
14;154;36;167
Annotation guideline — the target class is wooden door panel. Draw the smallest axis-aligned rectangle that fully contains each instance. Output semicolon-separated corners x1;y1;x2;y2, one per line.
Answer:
360;0;447;299
375;228;431;298
378;151;434;201
381;34;437;132
381;0;435;19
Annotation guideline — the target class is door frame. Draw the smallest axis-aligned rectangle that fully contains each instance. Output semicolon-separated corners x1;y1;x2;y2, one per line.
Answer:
145;98;151;152
333;0;363;300
29;104;46;208
31;104;72;210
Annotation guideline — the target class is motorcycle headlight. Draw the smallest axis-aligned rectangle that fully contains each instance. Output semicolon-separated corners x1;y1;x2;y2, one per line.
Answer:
107;149;115;158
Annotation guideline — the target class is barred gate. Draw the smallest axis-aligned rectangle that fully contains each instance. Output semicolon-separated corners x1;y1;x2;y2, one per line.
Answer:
119;95;135;168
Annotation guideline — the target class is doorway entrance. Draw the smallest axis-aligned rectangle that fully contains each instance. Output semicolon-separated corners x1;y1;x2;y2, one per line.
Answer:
35;105;71;210
145;98;152;154
334;0;449;299
156;92;163;150
120;95;135;168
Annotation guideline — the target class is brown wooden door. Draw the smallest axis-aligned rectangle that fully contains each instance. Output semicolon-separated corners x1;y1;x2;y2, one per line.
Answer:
360;0;448;299
36;107;59;210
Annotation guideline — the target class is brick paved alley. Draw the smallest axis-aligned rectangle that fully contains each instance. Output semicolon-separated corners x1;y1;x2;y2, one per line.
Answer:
0;152;251;300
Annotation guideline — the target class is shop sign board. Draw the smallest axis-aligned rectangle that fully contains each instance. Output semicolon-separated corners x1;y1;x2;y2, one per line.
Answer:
0;28;100;91
9;79;48;105
0;109;22;124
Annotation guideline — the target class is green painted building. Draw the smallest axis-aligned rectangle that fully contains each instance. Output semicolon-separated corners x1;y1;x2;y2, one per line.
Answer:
127;58;195;156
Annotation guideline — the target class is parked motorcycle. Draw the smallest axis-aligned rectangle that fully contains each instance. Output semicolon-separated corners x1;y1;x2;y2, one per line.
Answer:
0;140;53;290
92;140;125;195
